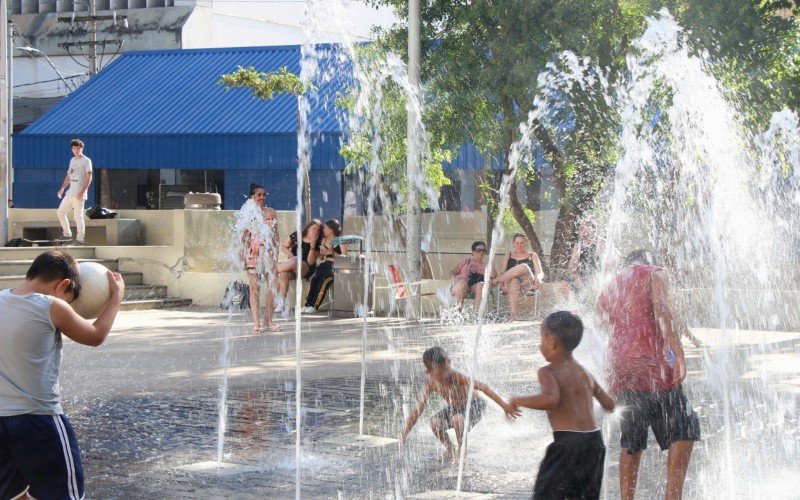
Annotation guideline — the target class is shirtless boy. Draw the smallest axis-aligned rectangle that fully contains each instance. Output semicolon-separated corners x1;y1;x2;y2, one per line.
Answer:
510;311;615;499
401;346;519;463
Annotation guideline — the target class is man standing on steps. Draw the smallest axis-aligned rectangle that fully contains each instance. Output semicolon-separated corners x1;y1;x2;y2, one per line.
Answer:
56;139;93;245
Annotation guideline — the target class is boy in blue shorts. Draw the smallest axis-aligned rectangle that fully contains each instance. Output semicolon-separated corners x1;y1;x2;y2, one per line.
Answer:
400;346;519;463
0;250;124;499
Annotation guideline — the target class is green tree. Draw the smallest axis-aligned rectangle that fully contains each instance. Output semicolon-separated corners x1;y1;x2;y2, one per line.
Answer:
337;46;452;216
219;66;315;221
364;0;800;276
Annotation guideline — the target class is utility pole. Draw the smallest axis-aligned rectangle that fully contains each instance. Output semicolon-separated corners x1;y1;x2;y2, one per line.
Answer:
57;3;125;77
6;20;12;213
57;3;125;206
89;0;97;75
405;0;422;316
1;10;10;245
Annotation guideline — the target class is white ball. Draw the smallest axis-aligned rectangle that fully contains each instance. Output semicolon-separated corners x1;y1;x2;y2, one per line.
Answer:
71;262;112;319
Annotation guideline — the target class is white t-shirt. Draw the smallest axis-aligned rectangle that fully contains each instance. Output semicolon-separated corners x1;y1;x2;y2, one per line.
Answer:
66;155;93;200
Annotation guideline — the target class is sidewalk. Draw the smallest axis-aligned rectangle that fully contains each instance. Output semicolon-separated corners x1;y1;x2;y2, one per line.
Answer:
60;306;800;499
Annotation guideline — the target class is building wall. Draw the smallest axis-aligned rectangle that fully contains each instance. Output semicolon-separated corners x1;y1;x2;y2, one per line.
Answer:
13;167;97;208
224;169;343;220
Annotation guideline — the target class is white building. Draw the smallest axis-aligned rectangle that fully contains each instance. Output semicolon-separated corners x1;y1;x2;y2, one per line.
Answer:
9;0;396;128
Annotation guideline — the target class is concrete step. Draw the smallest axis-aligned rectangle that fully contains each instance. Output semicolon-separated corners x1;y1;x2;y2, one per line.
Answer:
0;247;97;260
120;297;193;311
123;284;168;301
0;271;143;290
0;258;119;276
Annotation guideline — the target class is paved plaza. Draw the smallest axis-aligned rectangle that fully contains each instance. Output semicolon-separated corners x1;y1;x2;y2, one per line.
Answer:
60;306;800;499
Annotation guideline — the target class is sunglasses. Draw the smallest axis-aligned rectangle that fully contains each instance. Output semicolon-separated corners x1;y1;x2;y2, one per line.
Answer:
474;248;487;253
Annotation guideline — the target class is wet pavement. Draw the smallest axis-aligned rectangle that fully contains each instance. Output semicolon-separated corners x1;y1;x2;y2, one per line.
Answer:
58;306;800;499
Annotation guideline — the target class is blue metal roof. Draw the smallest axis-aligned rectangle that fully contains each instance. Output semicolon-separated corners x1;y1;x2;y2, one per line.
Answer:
22;44;349;136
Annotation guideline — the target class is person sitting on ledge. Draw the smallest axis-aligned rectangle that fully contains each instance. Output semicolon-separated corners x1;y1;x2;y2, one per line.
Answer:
301;219;348;314
276;219;322;316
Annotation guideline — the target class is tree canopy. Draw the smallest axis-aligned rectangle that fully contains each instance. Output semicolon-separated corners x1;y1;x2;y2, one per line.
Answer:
359;0;799;274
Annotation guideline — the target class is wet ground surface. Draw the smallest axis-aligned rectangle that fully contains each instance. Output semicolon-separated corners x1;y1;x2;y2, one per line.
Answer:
59;307;800;499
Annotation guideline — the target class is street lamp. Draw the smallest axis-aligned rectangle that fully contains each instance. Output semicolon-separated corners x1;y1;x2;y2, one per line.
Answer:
18;46;77;92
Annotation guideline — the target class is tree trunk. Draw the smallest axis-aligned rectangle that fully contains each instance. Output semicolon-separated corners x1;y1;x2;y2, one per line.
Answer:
508;181;549;275
100;169;111;208
498;98;546;264
549;203;581;280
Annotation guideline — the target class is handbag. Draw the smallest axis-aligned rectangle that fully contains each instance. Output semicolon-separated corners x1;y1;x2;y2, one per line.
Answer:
220;280;250;309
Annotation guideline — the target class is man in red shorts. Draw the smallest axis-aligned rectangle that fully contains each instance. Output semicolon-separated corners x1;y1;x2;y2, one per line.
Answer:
597;249;700;500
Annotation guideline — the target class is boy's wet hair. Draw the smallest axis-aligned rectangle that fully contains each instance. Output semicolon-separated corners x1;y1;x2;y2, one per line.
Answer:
422;346;448;368
70;138;84;149
625;249;656;266
26;250;81;299
543;311;583;352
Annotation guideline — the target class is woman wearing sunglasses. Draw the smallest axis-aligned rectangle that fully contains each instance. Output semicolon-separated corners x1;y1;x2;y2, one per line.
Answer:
450;240;496;307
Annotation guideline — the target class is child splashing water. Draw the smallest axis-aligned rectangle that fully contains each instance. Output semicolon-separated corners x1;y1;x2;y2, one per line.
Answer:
401;346;519;463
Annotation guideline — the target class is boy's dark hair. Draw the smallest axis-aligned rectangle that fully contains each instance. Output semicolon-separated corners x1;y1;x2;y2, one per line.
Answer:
26;250;81;299
625;249;655;266
248;183;266;198
422;346;448;369
543;311;583;352
471;240;487;252
70;138;84;149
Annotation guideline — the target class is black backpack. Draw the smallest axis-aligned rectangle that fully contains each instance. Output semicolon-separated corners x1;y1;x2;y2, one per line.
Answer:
220;280;250;309
86;205;117;220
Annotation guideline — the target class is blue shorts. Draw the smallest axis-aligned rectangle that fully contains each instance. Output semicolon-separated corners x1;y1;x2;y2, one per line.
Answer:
0;413;85;500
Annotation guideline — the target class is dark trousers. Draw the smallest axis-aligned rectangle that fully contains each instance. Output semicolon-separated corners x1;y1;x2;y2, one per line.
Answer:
305;261;334;308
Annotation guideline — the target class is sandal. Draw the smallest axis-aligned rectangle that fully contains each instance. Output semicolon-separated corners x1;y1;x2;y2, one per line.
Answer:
252;325;264;333
265;323;281;333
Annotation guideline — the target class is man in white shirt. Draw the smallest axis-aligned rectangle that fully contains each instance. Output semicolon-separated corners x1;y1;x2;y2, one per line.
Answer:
56;139;93;245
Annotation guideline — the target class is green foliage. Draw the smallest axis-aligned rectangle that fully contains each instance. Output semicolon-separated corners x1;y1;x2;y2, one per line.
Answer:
364;0;799;266
478;180;537;234
337;46;451;215
218;66;314;99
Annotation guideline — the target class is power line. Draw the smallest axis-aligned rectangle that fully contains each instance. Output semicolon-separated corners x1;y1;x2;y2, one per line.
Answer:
14;74;84;88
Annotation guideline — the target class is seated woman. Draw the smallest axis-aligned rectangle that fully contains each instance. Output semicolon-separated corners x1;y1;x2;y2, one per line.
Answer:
492;233;544;321
301;219;348;313
276;219;322;315
450;240;496;307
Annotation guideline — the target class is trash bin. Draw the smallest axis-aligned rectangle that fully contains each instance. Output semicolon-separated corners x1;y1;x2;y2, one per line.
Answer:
184;192;221;210
332;254;373;318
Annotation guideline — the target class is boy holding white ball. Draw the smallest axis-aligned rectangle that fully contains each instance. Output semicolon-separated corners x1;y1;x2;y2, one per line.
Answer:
0;250;124;500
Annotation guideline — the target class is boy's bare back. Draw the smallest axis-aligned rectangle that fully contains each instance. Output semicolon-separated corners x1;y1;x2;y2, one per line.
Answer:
540;359;611;431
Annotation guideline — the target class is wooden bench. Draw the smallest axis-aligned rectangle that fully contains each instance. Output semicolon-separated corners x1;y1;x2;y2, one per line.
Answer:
11;219;142;246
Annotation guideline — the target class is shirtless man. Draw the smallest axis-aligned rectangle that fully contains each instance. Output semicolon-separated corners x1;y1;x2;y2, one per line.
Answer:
510;311;616;499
